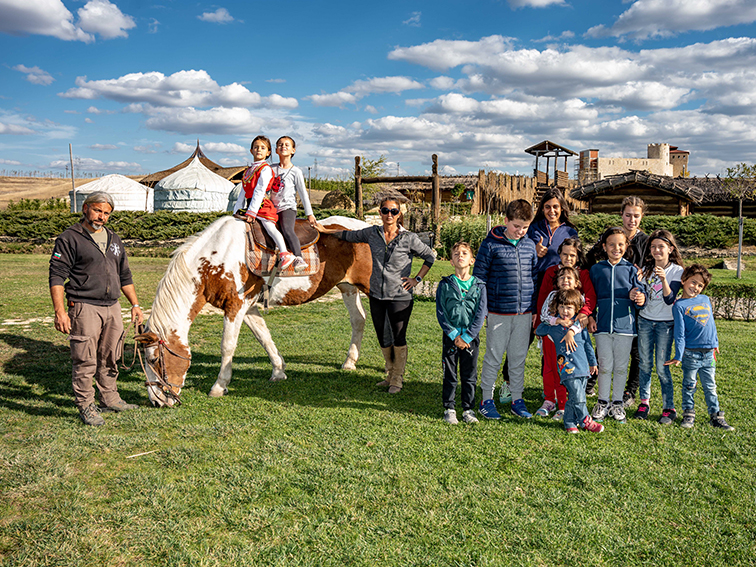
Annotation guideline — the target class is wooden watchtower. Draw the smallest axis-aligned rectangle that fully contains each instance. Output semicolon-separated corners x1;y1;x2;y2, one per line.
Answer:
525;140;577;204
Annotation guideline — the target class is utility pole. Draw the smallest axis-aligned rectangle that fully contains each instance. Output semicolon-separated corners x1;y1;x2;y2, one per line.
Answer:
69;144;76;212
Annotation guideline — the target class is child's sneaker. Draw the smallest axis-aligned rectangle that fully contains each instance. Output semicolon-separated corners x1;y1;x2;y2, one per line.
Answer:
292;256;307;273
462;409;479;424
680;409;695;429
510;399;532;419
622;391;635;408
279;251;295;270
633;402;650;420
591;400;610;421
443;408;458;425
658;408;677;425
566;427;579;434
582;415;605;433
552;409;564;421
709;411;734;431
499;382;512;404
478;399;502;420
535;400;556;417
586;385;597;397
609;401;627;423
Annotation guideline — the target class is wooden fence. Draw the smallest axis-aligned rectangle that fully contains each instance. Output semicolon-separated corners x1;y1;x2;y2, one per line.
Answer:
472;170;582;215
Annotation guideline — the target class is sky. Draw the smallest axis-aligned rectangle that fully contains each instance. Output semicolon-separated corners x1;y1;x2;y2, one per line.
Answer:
2;0;756;180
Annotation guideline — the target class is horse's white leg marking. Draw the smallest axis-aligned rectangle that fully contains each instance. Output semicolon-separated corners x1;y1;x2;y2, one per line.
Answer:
244;304;287;382
338;283;365;371
208;301;253;397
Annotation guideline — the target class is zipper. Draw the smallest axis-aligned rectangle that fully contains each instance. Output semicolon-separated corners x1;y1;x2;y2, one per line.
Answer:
609;262;615;333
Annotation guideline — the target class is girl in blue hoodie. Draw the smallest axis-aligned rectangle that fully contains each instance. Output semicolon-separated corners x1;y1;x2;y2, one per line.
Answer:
589;227;647;423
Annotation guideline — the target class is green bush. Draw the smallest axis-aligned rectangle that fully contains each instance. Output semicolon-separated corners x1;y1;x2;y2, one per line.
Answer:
708;282;756;321
438;214;756;257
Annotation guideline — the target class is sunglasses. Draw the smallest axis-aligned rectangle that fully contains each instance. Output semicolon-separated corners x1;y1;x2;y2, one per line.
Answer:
380;207;400;216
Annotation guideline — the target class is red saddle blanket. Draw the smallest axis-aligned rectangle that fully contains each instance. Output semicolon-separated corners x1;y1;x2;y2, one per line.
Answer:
244;222;320;277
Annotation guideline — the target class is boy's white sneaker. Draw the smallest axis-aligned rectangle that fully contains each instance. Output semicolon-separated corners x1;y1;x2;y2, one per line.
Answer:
461;409;479;424
443;409;459;425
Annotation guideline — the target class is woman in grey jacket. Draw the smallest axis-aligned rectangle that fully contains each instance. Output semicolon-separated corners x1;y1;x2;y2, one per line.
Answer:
318;197;435;393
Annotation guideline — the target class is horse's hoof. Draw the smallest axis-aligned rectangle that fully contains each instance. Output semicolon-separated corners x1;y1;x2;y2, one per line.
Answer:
208;385;228;397
269;373;287;382
342;360;357;371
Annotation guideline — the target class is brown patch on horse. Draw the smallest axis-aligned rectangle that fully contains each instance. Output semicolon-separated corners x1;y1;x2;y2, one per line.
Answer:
136;330;191;391
192;258;250;322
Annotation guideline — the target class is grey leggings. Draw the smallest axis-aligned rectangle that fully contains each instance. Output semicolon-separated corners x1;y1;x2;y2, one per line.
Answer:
276;208;301;257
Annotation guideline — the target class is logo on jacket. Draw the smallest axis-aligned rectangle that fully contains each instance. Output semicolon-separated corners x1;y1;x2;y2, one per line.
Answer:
685;304;710;327
109;242;121;257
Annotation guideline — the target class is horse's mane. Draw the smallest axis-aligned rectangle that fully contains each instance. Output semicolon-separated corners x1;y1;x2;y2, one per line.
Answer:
148;216;235;337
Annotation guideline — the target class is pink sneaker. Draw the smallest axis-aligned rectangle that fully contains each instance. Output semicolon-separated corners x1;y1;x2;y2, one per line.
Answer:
292;256;307;273
279;251;295;270
583;415;605;433
566;427;579;434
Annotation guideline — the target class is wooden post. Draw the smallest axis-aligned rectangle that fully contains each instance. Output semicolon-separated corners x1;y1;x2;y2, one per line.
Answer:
431;154;440;242
69;144;76;212
354;156;363;220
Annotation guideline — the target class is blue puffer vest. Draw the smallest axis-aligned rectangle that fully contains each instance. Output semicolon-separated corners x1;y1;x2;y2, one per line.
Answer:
472;225;537;315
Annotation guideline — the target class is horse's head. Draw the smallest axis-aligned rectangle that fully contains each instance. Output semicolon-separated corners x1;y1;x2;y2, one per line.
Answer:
135;328;192;408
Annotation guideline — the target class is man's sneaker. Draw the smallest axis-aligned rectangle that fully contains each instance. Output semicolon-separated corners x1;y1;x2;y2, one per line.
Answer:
709;411;734;431
510;399;532;419
462;409;479;424
633;402;650;420
535;400;556;417
552;409;564;421
586;385;597;397
499;382;512;404
658;408;677;425
292;256;308;273
583;415;605;433
680;409;695;429
591;400;610;421
279;251;295;270
566;427;579;434
99;400;138;413
622;391;635;408
609;401;627;423
79;403;105;427
443;408;459;425
479;399;502;420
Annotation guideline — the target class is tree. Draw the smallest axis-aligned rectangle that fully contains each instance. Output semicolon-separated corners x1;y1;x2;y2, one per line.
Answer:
722;163;756;279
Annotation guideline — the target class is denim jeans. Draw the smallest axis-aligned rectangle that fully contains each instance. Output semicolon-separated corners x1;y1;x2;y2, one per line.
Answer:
681;349;719;415
562;375;589;430
637;317;675;408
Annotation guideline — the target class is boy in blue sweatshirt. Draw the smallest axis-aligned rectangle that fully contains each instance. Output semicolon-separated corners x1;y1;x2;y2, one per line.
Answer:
473;199;538;419
436;242;487;424
536;289;604;433
665;264;734;430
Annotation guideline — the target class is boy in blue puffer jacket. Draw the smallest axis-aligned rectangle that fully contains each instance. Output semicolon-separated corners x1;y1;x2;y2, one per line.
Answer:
436;242;487;425
472;199;538;420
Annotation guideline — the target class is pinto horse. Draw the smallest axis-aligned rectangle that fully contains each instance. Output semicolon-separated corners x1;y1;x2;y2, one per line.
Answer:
135;215;371;407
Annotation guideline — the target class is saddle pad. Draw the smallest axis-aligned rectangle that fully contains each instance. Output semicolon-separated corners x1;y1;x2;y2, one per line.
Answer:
251;218;319;252
245;225;320;277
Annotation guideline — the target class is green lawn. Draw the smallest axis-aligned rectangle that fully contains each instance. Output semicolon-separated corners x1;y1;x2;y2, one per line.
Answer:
0;254;754;566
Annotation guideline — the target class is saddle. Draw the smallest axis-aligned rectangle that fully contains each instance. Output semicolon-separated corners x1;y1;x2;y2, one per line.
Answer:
249;218;319;252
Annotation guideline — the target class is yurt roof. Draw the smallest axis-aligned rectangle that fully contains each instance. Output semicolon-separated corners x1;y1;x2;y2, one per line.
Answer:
77;174;151;194
140;141;245;187
155;155;235;193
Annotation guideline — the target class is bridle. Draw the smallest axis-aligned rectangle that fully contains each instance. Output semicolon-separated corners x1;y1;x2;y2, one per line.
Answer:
138;333;191;406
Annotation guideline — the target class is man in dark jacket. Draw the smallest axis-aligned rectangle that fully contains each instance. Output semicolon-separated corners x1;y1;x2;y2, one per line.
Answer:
49;192;144;426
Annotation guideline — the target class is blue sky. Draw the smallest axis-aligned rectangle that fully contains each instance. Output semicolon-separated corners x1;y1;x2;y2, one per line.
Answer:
2;0;756;179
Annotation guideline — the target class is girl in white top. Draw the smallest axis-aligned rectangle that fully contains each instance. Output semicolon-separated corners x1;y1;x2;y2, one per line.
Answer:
635;229;684;422
273;136;316;273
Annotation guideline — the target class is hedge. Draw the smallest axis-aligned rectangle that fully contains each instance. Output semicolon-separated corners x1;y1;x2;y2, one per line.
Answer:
439;213;756;258
708;282;756;321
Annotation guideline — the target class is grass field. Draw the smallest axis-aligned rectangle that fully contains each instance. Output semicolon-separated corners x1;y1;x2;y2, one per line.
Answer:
0;255;754;566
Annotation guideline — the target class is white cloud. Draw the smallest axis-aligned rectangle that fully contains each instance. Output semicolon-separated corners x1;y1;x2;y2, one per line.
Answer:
84;117;94;123
172;141;247;155
59;70;298;109
364;105;378;114
0;122;34;135
49;157;143;172
0;0;135;42
403;11;421;26
89;143;117;150
77;0;135;40
87;105;114;114
133;144;160;154
307;76;424;107
148;18;159;33
198;7;234;24
508;0;567;8
388;35;516;71
143;106;273;135
12;64;54;86
533;30;575;43
266;78;286;83
309;92;359;108
586;0;756;40
429;76;457;90
0;158;23;165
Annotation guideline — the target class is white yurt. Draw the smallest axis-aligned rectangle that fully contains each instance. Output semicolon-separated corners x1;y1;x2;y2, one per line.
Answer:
70;174;154;213
227;182;242;212
154;155;235;212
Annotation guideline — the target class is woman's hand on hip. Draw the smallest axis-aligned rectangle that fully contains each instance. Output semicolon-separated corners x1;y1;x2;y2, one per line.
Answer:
401;277;418;291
